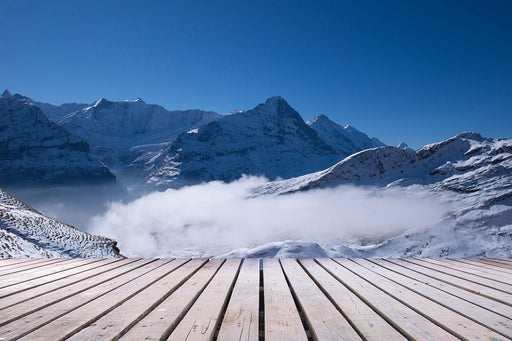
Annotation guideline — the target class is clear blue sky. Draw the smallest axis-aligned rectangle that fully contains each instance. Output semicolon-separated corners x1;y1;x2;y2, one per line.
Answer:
1;0;511;148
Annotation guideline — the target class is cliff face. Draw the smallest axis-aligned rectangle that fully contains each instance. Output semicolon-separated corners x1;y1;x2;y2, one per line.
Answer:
0;91;115;186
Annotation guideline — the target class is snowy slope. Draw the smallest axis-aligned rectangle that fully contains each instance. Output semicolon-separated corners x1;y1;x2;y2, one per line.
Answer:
57;97;221;171
307;114;385;155
145;97;348;187
0;188;122;258
250;132;505;195
30;101;89;122
246;132;512;258
0;91;116;186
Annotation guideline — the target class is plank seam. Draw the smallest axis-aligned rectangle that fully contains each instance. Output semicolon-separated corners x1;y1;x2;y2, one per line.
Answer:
332;259;468;340
0;259;142;317
279;259;313;341
410;259;512;295
357;259;512;339
0;258;121;299
0;259;67;277
258;258;264;341
450;258;512;278
314;259;420;341
112;259;209;341
0;258;163;337
378;259;512;317
0;258;105;291
426;258;512;285
475;259;512;270
402;258;512;307
56;259;187;341
212;259;244;340
159;259;227;340
298;258;388;341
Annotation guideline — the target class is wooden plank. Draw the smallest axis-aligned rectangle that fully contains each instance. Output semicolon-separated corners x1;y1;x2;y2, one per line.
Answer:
316;258;456;340
475;258;512;270
402;258;512;306
0;257;103;289
380;258;512;318
20;259;191;341
0;258;133;310
0;258;65;276
263;258;308;341
353;258;512;338
167;258;242;341
217;258;259;341
120;258;224;341
336;258;506;340
456;258;512;274
299;259;407;340
66;259;207;340
0;258;162;337
415;258;512;294
0;259;35;267
443;259;512;278
0;258;49;270
426;258;512;285
280;258;361;340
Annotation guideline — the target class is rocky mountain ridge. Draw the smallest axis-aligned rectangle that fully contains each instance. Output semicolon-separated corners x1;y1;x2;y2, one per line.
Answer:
0;187;122;258
0;91;115;186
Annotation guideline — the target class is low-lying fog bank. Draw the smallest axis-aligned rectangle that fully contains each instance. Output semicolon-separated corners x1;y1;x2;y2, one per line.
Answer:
87;177;457;258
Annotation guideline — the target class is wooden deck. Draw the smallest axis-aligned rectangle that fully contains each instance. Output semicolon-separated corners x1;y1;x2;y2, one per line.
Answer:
0;258;511;340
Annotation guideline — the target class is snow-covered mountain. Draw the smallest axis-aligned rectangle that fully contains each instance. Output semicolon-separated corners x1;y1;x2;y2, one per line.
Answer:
307;114;384;155
251;132;510;194
56;97;221;172
247;132;512;258
28;100;89;122
5;91;386;190
0;187;122;258
145;97;365;188
0;90;116;186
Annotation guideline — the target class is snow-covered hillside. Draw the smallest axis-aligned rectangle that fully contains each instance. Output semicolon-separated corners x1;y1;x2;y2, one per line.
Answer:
0;187;122;258
145;97;359;187
0;90;116;186
57;97;221;171
30;101;89;122
246;132;512;258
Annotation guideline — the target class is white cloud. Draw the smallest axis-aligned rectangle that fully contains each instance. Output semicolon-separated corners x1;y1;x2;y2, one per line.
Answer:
88;177;453;258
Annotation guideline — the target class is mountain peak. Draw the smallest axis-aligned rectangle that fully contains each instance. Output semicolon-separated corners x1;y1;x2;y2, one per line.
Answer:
134;97;146;104
396;142;414;151
307;114;336;126
454;132;484;141
265;96;287;104
2;89;12;98
255;96;296;116
93;98;113;108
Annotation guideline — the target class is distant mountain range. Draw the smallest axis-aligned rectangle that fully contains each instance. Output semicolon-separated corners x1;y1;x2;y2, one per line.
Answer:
1;90;384;189
145;96;384;188
1;89;510;258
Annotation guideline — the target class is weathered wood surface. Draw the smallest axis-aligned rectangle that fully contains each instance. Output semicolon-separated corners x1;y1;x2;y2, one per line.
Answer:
0;258;510;341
